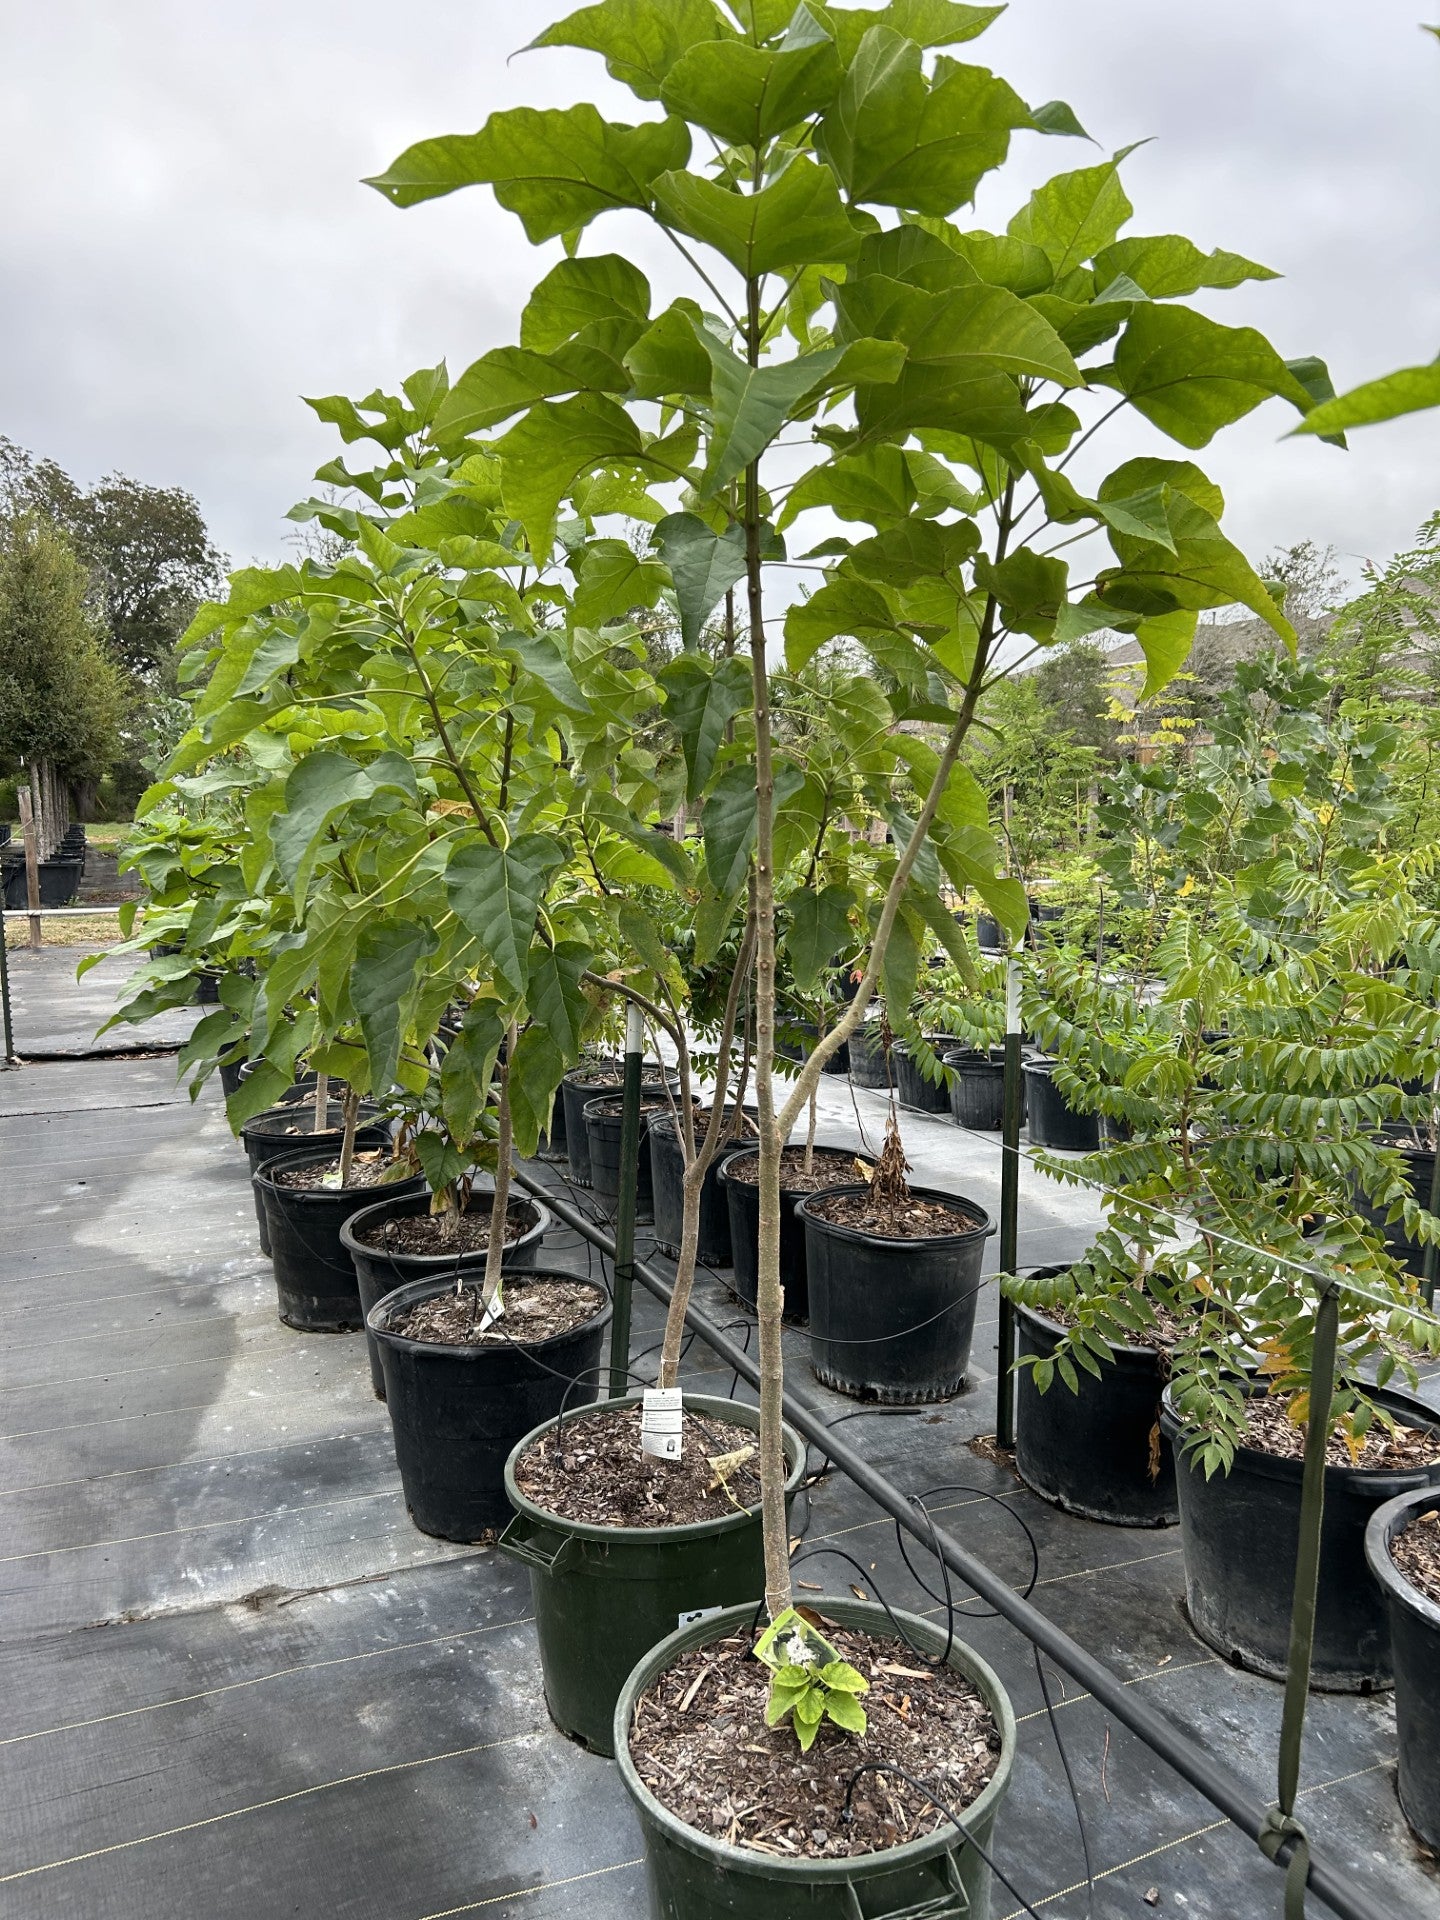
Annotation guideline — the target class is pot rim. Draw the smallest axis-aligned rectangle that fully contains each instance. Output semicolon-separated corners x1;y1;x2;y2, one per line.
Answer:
611;1595;1016;1886
252;1145;421;1202
716;1143;858;1199
367;1266;611;1358
648;1102;760;1140
582;1092;694;1123
240;1104;384;1141
941;1047;1005;1069
1012;1290;1166;1368
1364;1485;1440;1628
504;1391;805;1545
340;1189;549;1266
796;1183;995;1250
1159;1378;1440;1490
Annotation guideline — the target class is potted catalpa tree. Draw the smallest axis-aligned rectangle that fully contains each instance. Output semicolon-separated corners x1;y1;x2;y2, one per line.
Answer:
371;0;1327;1899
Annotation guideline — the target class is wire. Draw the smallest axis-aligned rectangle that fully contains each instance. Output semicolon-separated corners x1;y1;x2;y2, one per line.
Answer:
840;1760;1048;1920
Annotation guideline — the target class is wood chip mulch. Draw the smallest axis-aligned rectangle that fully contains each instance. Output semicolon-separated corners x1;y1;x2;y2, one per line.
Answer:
515;1406;762;1527
350;1202;533;1256
1241;1394;1440;1469
1391;1510;1440;1607
629;1621;1001;1860
807;1191;981;1239
724;1147;862;1194
271;1152;396;1191
387;1277;602;1348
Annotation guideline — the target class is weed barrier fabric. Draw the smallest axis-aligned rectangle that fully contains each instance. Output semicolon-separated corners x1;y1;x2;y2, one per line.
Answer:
512;1163;1394;1920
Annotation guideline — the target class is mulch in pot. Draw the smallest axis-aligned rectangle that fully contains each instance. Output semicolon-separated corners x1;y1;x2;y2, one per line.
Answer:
629;1620;1000;1860
584;1095;679;1120
807;1190;981;1238
270;1151;401;1192
1241;1394;1440;1470
724;1146;861;1193
1391;1509;1440;1606
387;1276;601;1347
350;1201;533;1257
515;1405;761;1527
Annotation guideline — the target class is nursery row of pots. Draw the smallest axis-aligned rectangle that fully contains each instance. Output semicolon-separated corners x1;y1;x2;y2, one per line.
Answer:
231;1079;1016;1911
1010;1272;1440;1850
850;1027;1100;1152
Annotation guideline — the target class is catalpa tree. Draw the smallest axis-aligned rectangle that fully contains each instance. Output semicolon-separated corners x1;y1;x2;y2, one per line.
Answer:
369;0;1337;1612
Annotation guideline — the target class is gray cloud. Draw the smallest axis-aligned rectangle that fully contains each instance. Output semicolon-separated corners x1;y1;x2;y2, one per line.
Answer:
2;0;1436;587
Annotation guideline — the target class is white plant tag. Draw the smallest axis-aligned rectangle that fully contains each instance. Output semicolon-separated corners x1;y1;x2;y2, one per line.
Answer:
641;1386;684;1461
478;1293;504;1333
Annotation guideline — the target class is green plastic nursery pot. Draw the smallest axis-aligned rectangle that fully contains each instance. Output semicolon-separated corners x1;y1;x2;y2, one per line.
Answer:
613;1596;1017;1920
498;1393;806;1758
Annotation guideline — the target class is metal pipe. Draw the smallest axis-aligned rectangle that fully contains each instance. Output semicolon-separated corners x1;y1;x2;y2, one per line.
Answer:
514;1164;1390;1920
0;901;16;1066
995;954;1023;1449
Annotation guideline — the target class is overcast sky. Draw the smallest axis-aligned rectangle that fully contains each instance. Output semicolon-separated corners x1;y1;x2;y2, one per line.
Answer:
3;0;1437;594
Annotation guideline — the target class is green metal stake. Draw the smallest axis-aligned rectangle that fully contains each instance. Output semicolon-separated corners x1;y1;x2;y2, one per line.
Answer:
1260;1279;1340;1920
995;952;1023;1450
608;1002;645;1397
0;901;16;1067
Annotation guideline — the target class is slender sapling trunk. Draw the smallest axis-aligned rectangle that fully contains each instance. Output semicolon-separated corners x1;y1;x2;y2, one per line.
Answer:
338;1085;361;1185
482;1022;518;1314
312;1071;330;1134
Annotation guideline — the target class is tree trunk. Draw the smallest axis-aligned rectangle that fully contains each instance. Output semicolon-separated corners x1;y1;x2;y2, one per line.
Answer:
312;1072;330;1133
338;1086;361;1185
482;1023;518;1313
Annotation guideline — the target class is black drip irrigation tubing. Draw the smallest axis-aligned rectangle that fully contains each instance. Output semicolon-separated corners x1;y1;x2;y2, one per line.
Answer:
512;1160;1390;1920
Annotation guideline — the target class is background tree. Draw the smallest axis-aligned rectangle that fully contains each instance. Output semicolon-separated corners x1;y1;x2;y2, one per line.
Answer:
0;516;124;796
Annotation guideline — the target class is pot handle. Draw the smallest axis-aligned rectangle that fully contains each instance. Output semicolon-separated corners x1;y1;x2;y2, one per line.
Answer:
841;1846;971;1918
496;1512;581;1576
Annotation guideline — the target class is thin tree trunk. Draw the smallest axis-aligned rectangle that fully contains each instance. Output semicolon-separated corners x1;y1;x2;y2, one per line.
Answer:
312;1071;330;1134
658;916;755;1387
482;1022;518;1313
338;1085;361;1185
18;787;41;951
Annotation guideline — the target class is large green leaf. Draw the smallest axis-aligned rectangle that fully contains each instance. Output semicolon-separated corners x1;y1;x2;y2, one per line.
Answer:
494;393;645;558
440;1002;507;1142
585;791;696;887
498;631;592;714
520;254;652;353
365;105;690;240
653;511;748;649
817;29;1031;214
527;0;730;101
1133;608;1199;699
507;1023;568;1160
778;445;974;529
836;277;1080;443
846;516;980;586
1008;151;1135;276
660;13;841;145
1098;484;1295;649
571;538;669;627
270;750;418;908
659;653;753;799
814;0;1003;58
1093;234;1277;300
435;340;632;436
1292;357;1440;436
352;919;436;1093
652;154;869;278
703;759;804;894
446;834;563;996
785;882;855;989
695;331;896;495
527;941;590;1063
784;576;899;671
624;300;715;400
1112;305;1316;448
974;546;1068;639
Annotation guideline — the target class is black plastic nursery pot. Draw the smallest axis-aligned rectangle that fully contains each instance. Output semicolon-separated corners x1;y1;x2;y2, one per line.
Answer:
718;1145;857;1324
799;1185;994;1404
613;1595;1016;1920
340;1189;550;1398
1013;1292;1177;1528
944;1047;1008;1132
585;1094;684;1221
38;856;81;906
846;1020;891;1090
252;1147;424;1332
560;1065;672;1187
370;1270;611;1543
648;1109;756;1265
892;1037;956;1115
1160;1380;1440;1690
1365;1486;1440;1849
1022;1057;1100;1152
240;1104;387;1256
976;911;1002;952
498;1394;806;1757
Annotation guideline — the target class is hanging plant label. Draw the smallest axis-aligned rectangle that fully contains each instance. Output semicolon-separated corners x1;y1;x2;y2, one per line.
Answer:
641;1386;683;1460
478;1293;504;1333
